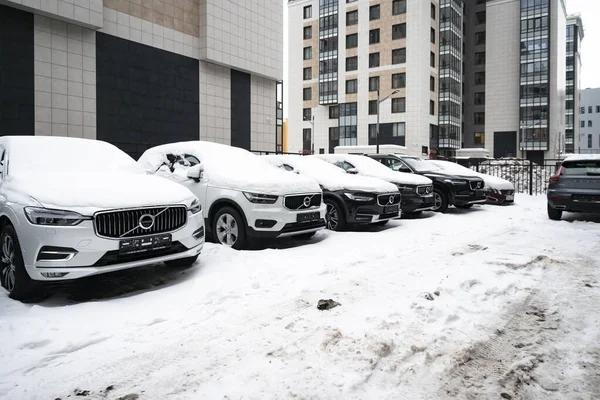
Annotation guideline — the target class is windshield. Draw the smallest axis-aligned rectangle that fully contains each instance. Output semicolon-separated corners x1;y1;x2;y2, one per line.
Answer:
562;160;600;176
402;158;441;173
430;161;477;175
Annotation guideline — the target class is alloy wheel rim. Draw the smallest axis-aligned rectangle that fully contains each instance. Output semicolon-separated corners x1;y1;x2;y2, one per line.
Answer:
216;214;239;246
325;203;339;230
433;193;442;211
1;235;16;292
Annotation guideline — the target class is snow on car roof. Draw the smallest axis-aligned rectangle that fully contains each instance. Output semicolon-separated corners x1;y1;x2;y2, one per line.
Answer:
563;154;600;162
138;141;321;196
261;155;398;193
314;154;432;186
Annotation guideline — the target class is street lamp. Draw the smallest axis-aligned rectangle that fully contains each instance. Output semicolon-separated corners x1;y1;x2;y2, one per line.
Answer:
376;89;400;154
303;115;315;154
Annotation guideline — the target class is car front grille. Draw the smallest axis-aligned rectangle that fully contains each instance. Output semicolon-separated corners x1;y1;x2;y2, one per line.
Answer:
95;206;188;239
377;193;402;206
417;185;433;195
284;193;322;210
469;180;484;190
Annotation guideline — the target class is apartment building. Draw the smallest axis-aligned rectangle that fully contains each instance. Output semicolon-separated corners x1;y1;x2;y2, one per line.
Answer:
579;88;600;154
287;0;439;156
0;0;283;158
565;14;583;153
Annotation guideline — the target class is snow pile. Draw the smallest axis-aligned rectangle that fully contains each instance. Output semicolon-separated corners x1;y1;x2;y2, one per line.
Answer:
261;155;399;193
138;141;322;195
314;154;433;186
429;160;514;191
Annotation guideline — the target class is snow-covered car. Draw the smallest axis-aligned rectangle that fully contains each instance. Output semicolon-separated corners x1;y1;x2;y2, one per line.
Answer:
428;160;515;205
314;154;435;216
0;136;205;301
261;155;401;231
138;142;326;249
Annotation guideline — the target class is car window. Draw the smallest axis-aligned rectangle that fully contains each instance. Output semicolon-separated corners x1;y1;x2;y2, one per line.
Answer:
182;154;200;166
334;161;355;171
562;160;600;176
281;163;295;172
388;158;411;172
0;147;5;179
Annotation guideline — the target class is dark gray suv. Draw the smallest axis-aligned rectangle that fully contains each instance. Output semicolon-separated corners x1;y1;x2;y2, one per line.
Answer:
547;155;600;220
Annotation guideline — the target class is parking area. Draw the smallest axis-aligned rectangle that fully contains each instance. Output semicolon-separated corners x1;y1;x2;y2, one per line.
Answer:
1;196;599;400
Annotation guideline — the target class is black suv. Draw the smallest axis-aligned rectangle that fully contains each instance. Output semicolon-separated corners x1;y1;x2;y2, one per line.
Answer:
368;154;486;212
547;156;600;220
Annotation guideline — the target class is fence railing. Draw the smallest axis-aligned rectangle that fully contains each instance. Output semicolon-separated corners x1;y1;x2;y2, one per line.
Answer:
470;159;562;195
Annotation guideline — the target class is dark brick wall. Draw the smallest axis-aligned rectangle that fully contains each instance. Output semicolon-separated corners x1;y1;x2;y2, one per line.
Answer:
368;123;406;147
230;69;251;150
96;33;199;159
0;5;34;135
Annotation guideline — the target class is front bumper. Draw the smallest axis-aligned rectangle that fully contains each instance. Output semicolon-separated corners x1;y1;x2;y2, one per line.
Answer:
548;192;600;213
401;193;435;213
486;189;515;205
348;202;402;224
452;189;487;206
18;211;205;282
245;202;327;239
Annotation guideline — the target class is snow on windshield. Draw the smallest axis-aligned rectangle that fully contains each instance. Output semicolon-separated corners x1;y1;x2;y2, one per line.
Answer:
402;158;441;173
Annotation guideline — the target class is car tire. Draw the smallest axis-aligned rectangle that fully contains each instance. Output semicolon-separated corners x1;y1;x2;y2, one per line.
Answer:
432;189;449;213
1;225;39;301
295;232;316;240
213;207;247;250
164;255;199;268
324;199;347;231
547;203;563;221
456;204;473;209
374;220;389;226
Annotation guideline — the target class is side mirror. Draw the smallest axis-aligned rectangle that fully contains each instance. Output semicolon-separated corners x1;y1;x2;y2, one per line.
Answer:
346;168;359;175
399;167;412;173
187;164;204;182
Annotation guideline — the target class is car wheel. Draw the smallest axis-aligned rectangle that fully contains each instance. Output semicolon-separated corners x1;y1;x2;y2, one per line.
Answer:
547;203;563;221
456;204;473;209
432;189;449;213
324;199;346;231
1;225;38;301
213;207;247;250
164;255;199;268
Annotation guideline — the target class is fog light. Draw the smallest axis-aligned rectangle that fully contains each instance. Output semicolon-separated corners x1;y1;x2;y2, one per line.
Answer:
41;272;69;278
255;219;277;228
193;226;205;240
37;246;78;261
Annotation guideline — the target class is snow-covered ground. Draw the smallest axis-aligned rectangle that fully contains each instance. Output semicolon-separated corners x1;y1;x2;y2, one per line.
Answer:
1;196;599;400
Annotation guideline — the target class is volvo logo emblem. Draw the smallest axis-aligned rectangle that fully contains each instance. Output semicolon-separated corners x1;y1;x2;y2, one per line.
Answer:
388;195;395;205
139;214;155;230
303;196;312;208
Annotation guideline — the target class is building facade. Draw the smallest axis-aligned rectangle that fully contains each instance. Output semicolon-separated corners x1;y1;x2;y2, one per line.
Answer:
287;0;439;156
565;14;583;153
0;0;283;158
579;88;600;154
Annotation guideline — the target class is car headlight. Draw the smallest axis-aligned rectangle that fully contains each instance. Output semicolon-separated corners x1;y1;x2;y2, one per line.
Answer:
24;207;90;226
344;193;375;202
397;185;415;193
243;192;279;204
188;198;202;214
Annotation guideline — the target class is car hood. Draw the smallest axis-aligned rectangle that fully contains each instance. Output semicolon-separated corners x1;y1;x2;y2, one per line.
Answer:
8;172;197;215
423;171;483;181
311;172;398;193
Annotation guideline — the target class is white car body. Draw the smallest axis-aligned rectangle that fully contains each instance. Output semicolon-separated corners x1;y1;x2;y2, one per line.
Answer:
138;142;326;248
0;136;205;300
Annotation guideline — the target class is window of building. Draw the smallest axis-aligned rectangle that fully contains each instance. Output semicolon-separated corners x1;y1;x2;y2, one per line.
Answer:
597;106;600;113
392;97;406;113
303;87;312;100
346;79;358;94
392;23;406;40
430;28;436;44
474;92;485;105
370;5;380;20
475;52;486;65
475;31;486;45
346;33;358;49
303;67;312;80
474;112;485;125
430;76;435;92
346;56;358;71
304;26;312;40
430;51;435;67
589;134;593;148
369;52;380;68
303;108;311;121
581;120;585;128
368;124;377;138
329;105;339;119
475;72;485;85
431;3;436;19
589;120;593;127
303;46;312;60
369;76;379;91
474;132;485;145
368;100;377;115
329;127;339;140
429;100;435;115
392;0;406;15
476;11;485;24
581;106;585;114
303;128;311;141
346;10;358;26
589;106;593;114
369;29;380;44
393;122;405;137
392;73;406;89
392;48;406;64
303;5;311;19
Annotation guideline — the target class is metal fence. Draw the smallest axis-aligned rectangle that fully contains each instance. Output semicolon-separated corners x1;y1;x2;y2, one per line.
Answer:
470;159;562;196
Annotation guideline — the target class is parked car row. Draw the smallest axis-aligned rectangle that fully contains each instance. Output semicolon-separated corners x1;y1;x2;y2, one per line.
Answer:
0;136;515;301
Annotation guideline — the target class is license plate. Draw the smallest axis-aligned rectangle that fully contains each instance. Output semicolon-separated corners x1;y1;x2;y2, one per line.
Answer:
119;234;172;255
297;211;320;223
383;205;399;214
506;195;514;201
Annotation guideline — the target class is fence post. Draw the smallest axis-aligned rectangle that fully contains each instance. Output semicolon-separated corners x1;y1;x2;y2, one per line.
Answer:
528;162;533;196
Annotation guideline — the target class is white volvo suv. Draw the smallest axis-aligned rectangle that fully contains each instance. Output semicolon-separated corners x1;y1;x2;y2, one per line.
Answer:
138;141;327;249
0;136;205;301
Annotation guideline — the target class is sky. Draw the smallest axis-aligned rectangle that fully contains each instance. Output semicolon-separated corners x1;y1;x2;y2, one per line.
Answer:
567;0;600;89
